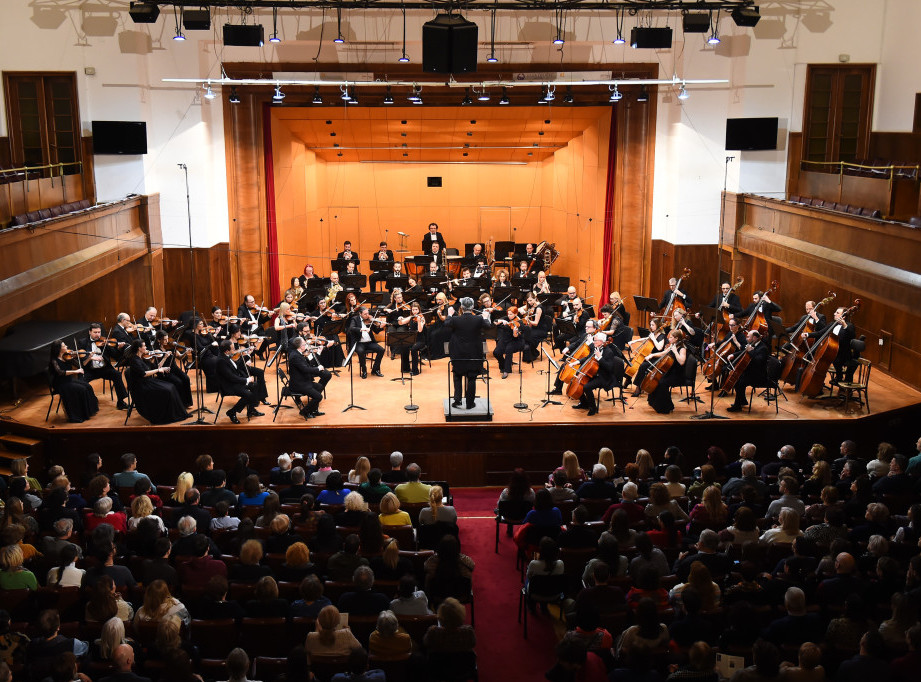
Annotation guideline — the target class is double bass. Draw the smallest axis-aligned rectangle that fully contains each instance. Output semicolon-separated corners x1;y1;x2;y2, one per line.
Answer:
702;276;744;359
660;267;691;324
778;292;836;385
798;300;861;398
740;280;780;335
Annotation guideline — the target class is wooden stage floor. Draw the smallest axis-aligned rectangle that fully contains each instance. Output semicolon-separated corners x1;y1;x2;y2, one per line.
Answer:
3;349;920;486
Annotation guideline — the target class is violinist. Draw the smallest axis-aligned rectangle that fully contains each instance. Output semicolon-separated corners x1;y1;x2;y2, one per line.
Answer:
548;319;599;396
274;302;299;350
154;330;193;407
216;340;263;424
477;293;504;322
555;297;590;352
384;289;410;324
574;332;624;416
312;298;338;338
193;318;221;391
422;222;447;255
599;307;631;352
110;313;135;359
645;329;687;415
805;306;856;384
625;317;667;395
208;306;229;340
77;323;129;410
671;309;702;357
726;329;770;412
369;240;395;292
342;292;363;318
741;291;782;341
707;282;743;317
337;240;360;264
396;300;429;375
297;321;343;369
659;278;691;312
135;307;160;347
277;290;298;312
608;292;628;325
704;317;745;391
532;271;551;295
123;340;190;424
287;336;328;419
237;295;271;339
787;300;826;336
49;340;99;423
428;292;454;360
522;291;552;362
493;306;525;379
289;276;307;310
228;324;270;407
347;306;385;378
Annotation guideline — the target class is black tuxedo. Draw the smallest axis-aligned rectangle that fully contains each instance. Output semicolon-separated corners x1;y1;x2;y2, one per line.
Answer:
216;354;258;415
741;300;783;339
236;304;269;336
786;312;826;336
77;336;128;401
578;345;626;412
288;348;329;412
659;287;691;311
556;309;591;352
135;320;158;348
809;319;856;382
731;340;770;407
422;231;447;255
337;250;360;263
369;249;396;290
707;292;742;316
347;316;384;374
110;324;135;360
445;312;491;407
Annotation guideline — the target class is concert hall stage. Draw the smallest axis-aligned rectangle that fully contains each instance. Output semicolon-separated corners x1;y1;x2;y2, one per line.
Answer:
2;353;920;486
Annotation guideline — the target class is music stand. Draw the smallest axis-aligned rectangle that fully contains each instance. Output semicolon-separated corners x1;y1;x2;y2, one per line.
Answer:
340;274;367;291
390;329;420;411
633;295;660;330
421;275;444;293
452;284;483;301
386;275;409;291
537;292;558;305
330;258;352;273
341;342;365;412
539;345;562;408
547;275;570;292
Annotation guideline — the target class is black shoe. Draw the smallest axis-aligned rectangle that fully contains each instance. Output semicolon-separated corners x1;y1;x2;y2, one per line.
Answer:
226;410;240;424
303;411;315;420
548;388;563;395
726;404;743;413
501;372;508;379
372;370;384;377
717;390;729;397
412;370;421;376
311;410;325;417
572;404;588;410
587;408;598;416
261;399;272;406
116;401;128;411
360;368;368;379
466;402;476;410
185;412;195;419
247;409;265;418
704;384;715;391
632;388;642;397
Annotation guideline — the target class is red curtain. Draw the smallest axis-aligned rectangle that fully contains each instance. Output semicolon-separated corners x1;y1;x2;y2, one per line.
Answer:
600;106;618;304
262;102;280;304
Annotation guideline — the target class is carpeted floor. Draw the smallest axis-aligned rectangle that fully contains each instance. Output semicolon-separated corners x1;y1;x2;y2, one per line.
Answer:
453;487;562;680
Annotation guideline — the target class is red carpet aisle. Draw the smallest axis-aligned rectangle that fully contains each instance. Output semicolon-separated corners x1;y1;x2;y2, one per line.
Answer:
453;488;561;680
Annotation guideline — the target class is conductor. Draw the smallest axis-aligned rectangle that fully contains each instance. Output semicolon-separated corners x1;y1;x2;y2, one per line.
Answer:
444;297;492;409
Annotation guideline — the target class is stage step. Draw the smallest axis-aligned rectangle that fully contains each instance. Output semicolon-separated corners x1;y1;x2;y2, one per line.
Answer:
0;433;43;455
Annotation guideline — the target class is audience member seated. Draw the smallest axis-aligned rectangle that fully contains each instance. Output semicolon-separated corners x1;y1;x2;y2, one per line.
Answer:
127;494;165;534
379;492;412;526
177;534;227;589
835;630;892;682
765;478;806;519
575;464;619;499
547;451;588;488
583;533;629;584
280;465;311;502
270;453;295;485
557;505;600;549
245;575;289;618
668;588;717;647
647;510;683;550
760;507;804;544
394;463;432;504
369;609;413;660
890;623;921;682
424;536;475;606
195;575;245;620
670;562;721;614
306;605;361;657
419;485;457;525
369;538;414;581
209;500;240;532
84;496;127;534
722;460;768;501
171;516;219;558
290;574;332;619
328;534;370;582
339;565;392;615
389;574;432;615
646;483;689;525
237;475;269;507
228;539;273;583
760;587;825;646
134;579;190;628
615;598;670;660
358;468;391;504
24;610;88;682
672;530;731;582
423;597;476;654
276;541;317;582
728;639;782;682
629;532;669;578
548;470;579;505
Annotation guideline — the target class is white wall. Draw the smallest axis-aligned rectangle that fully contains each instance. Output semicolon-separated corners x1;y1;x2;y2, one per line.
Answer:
2;2;917;250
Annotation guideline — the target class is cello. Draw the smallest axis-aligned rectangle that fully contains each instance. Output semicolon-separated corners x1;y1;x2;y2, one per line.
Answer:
639;337;682;395
565;349;602;401
557;332;596;384
742;280;780;336
702;276;744;359
778;292;836;385
798;300;861;397
659;267;691;325
702;323;743;380
625;319;665;379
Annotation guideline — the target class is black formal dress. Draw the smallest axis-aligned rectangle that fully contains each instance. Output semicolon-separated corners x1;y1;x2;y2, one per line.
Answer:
522;304;553;361
629;333;668;389
125;356;188;424
76;337;128;402
193;331;221;392
444;311;492;408
646;351;687;414
50;358;99;423
427;304;454;360
157;348;193;407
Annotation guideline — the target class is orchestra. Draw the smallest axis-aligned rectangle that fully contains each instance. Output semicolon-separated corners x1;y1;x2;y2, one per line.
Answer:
47;222;866;425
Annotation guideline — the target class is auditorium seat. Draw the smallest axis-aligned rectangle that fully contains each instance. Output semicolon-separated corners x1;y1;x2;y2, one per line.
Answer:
239;617;289;657
190;618;238;659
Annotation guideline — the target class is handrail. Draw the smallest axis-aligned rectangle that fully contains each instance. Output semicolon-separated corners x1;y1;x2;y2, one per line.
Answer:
800;160;920;173
1;161;83;175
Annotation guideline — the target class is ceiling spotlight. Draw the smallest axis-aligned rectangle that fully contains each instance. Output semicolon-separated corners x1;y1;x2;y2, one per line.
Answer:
538;87;548;104
708;9;721;44
228;87;240;104
398;4;409;62
543;85;555;102
334;6;345;43
677;84;690;101
613;7;626;44
499;87;509;105
486;54;498;64
609;85;622;103
383;86;394;105
273;84;285;103
461;88;472;106
487;6;499;63
203;83;216;100
563;87;574;104
613;33;626;45
269;33;281;44
553;34;564;46
477;88;490;102
172;6;185;41
312;87;323;105
708;31;721;45
269;7;280;42
637;86;649;103
173;27;185;41
398;54;410;63
413;95;424;105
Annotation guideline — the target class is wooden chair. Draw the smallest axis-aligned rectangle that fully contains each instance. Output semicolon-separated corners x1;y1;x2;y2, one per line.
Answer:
837;357;871;413
309;654;350;682
253;656;289;682
189;618;238;659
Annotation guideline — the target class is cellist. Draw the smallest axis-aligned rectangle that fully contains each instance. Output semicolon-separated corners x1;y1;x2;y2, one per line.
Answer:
704;317;746;391
548;318;598;396
741;290;782;341
726;329;770;412
644;329;687;415
804;306;856;384
787;300;826;336
706;282;743;316
625;317;667;396
574;332;624;416
659;278;691;312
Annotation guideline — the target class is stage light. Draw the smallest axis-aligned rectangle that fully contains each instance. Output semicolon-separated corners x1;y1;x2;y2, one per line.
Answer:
678;84;689;100
334;6;345;43
203;83;216;100
613;7;626;44
269;7;280;43
461;88;472;106
347;87;358;104
609;85;622;102
731;7;762;27
398;4;409;62
563;87;574;104
273;84;285;102
340;85;351;102
312;87;323;104
228;87;240;104
637;86;649;102
477;88;490;102
407;85;421;102
543;86;555;102
708;31;721;45
172;7;185;41
128;2;159;24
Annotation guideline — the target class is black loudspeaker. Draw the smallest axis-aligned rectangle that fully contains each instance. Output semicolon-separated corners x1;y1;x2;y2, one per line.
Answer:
630;27;673;49
223;23;264;47
683;14;710;34
731;7;762;27
183;9;211;31
423;14;478;74
128;2;159;24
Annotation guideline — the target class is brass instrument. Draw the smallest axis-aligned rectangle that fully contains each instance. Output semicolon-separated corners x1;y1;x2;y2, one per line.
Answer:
323;282;342;306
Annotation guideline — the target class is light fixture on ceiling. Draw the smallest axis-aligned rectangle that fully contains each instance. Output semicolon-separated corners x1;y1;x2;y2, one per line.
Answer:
172;6;185;41
461;87;472;106
609;85;622;102
477;88;490;102
203;82;216;100
499;87;509;105
312;86;323;104
486;4;498;63
228;87;240;104
273;84;285;102
708;10;721;44
636;86;649;102
398;4;410;62
340;84;351;101
553;7;565;45
407;84;421;102
334;5;345;44
563;87;574;104
383;86;394;105
677;83;689;100
269;8;280;43
613;8;626;44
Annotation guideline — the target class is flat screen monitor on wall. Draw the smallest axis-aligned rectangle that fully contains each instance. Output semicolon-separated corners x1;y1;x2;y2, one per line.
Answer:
91;121;148;155
725;117;778;151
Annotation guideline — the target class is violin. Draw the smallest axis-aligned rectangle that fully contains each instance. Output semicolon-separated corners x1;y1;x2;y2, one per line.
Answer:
62;349;90;361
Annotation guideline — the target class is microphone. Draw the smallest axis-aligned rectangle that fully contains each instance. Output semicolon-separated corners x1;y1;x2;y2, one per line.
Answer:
177;163;187;170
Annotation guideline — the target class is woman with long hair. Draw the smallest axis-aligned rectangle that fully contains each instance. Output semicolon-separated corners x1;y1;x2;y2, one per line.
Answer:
369;538;415;581
128;494;165;534
134;579;190;627
305;605;361;656
424;535;475;605
760;507;803;544
255;492;281;528
598;448;617;481
419;485;457;525
635;450;656;480
85;575;134;621
647;510;683;549
670;561;721;613
171;472;194;505
123;339;188;425
347;456;371;485
802;460;833;498
547;451;587;487
45;544;84;588
688;485;729;534
499;468;535;505
645;482;690;524
94;616;134;663
48;339;99;423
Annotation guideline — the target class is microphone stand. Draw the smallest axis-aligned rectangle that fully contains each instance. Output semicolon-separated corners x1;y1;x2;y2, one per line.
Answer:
513;346;528;410
692;155;734;421
538;344;562;409
341;342;365;412
179;163;210;424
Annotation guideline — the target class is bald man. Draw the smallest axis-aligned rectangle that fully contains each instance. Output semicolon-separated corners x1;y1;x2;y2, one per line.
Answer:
817;552;864;606
99;643;151;682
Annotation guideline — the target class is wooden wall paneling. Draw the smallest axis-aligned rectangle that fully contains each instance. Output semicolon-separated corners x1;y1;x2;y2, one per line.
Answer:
162;244;231;316
209;244;232;310
786;132;802;198
80;136;95;204
0;136;10;167
869;131;921;164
